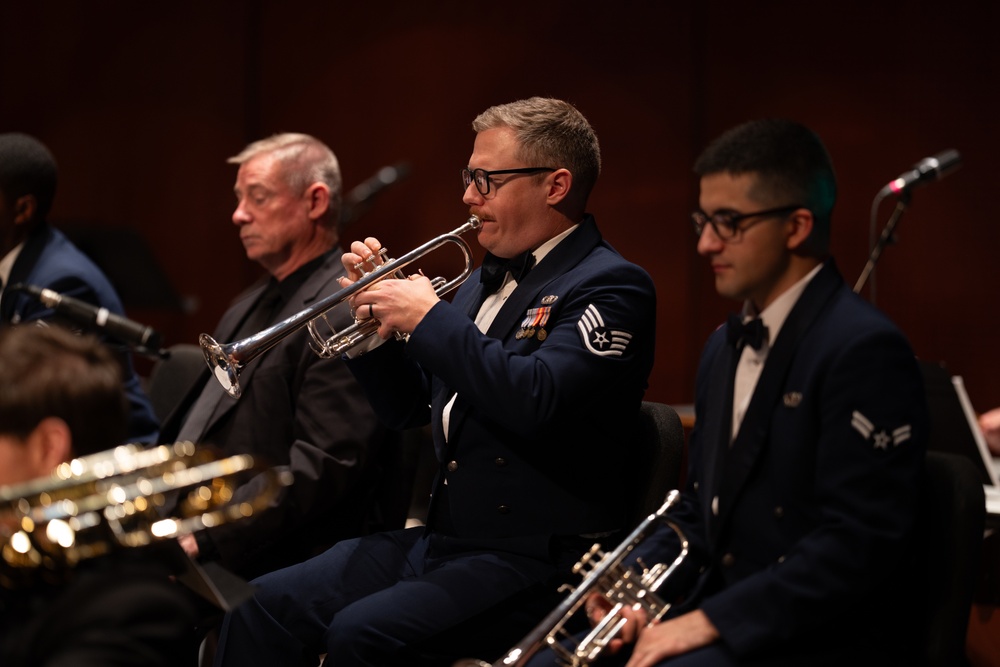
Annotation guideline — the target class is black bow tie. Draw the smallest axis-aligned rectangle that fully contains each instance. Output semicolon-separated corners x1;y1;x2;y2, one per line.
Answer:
726;313;768;351
480;250;535;293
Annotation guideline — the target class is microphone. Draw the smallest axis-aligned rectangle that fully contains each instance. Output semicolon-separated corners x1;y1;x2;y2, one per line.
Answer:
340;161;411;227
11;283;164;356
879;149;962;196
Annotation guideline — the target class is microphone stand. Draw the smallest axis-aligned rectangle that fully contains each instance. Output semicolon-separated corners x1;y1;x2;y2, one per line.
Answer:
853;190;911;301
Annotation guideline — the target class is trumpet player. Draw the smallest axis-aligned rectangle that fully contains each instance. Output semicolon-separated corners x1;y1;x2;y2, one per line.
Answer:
531;120;928;667
0;325;198;666
213;97;657;667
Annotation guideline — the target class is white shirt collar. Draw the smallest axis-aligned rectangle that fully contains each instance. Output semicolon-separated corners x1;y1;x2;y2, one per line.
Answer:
743;262;824;347
0;242;25;293
530;223;578;267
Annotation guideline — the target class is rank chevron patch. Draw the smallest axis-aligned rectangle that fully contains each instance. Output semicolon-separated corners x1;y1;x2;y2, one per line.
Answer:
851;410;912;450
577;303;633;357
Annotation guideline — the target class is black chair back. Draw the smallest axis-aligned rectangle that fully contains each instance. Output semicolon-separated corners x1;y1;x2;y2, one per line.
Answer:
918;451;985;666
631;401;685;526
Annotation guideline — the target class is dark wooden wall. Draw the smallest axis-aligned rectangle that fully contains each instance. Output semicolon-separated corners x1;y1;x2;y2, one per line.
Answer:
2;1;998;410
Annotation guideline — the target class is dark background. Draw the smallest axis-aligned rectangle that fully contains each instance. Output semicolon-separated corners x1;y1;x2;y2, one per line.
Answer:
2;1;997;412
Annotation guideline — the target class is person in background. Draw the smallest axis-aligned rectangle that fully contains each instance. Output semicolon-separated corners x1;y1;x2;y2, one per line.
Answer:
0;324;197;667
211;96;657;667
158;132;387;580
979;407;1000;456
0;132;159;444
530;118;928;667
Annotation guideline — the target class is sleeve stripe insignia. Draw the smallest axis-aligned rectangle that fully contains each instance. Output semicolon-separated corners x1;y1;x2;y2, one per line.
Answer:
851;410;874;438
851;410;912;449
577;304;633;357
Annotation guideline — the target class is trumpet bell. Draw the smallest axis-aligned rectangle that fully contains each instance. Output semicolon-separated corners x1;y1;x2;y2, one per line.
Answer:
200;333;243;398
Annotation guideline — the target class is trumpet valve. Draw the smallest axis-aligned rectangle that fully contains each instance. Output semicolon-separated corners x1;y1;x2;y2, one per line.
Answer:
354;247;390;275
572;543;604;576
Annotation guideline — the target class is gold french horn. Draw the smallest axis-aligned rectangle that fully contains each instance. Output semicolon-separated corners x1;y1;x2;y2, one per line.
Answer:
0;441;291;589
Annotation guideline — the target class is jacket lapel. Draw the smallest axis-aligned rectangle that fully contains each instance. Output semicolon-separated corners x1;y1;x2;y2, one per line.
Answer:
712;261;843;539
485;217;601;339
445;217;602;442
1;225;52;322
703;339;740;543
195;250;346;431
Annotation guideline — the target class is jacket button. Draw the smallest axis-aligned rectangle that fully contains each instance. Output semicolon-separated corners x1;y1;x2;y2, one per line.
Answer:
711;495;719;516
497;504;511;514
721;553;735;568
494;457;507;467
447;460;458;472
773;506;784;518
692;481;699;492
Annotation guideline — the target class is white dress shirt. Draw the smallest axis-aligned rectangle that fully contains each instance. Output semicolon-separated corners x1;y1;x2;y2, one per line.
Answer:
442;224;579;441
731;263;824;440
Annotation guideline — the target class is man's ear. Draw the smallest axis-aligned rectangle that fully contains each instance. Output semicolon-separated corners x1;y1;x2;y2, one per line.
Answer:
26;417;73;476
14;195;37;226
305;183;331;222
545;168;573;206
785;208;815;252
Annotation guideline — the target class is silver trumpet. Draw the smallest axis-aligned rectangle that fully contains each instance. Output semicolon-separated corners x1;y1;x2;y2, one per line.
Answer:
200;215;482;398
455;490;688;667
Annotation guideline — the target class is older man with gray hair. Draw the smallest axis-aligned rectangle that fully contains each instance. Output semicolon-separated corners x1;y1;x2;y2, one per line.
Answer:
159;133;385;580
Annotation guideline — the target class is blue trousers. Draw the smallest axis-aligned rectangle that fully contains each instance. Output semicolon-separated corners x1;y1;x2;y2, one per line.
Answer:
214;527;579;667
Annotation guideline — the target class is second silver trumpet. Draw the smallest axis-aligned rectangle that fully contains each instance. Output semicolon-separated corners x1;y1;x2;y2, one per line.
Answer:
455;489;689;667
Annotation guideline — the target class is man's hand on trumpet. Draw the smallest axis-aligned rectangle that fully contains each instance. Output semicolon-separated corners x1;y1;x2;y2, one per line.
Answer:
583;592;720;666
339;237;441;339
623;609;720;667
583;592;639;655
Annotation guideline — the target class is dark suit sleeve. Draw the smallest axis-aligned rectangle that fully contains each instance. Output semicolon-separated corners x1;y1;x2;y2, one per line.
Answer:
343;337;434;431
199;328;385;575
407;262;655;437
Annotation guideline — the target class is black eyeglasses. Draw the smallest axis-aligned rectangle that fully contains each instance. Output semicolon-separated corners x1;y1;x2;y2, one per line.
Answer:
691;205;803;241
462;167;555;196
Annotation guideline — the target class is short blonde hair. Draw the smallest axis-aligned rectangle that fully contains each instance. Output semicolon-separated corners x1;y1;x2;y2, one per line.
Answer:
473;97;601;207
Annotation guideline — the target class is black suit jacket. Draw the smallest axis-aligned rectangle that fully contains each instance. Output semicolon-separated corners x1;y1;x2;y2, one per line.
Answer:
160;249;386;579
